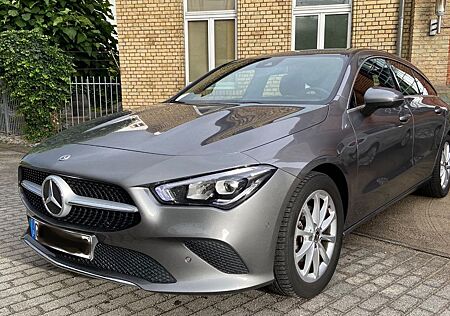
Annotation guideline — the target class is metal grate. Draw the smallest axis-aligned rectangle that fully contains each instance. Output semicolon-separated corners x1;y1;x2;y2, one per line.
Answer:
185;239;249;274
0;77;122;136
20;167;140;232
55;243;176;284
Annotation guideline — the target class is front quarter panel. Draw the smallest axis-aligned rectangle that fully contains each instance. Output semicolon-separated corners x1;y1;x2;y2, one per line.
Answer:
244;99;359;230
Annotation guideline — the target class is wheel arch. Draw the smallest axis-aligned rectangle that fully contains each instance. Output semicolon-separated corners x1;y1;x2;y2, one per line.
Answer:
303;163;350;220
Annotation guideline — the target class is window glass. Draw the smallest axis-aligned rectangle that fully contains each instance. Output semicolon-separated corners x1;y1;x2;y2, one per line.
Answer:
187;0;235;11
188;21;209;82
389;61;420;96
214;20;235;68
413;70;437;96
353;58;396;106
324;14;349;48
295;16;318;50
296;0;349;5
177;55;346;104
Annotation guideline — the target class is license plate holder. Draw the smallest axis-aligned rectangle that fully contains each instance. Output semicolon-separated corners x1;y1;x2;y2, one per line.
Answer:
29;218;97;260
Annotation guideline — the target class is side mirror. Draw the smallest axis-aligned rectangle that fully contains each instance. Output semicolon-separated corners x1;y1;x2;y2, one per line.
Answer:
361;87;405;116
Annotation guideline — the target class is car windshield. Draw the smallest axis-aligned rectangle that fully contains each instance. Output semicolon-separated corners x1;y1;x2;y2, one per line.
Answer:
175;55;347;105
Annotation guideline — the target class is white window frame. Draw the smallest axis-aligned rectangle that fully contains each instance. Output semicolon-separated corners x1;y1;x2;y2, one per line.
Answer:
184;0;237;84
292;1;352;51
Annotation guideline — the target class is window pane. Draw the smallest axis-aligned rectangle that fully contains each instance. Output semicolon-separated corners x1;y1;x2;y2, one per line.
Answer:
324;14;349;48
354;58;396;106
296;0;349;5
187;0;235;11
188;21;209;82
215;20;235;67
177;56;346;104
413;70;437;96
295;16;318;50
389;61;420;96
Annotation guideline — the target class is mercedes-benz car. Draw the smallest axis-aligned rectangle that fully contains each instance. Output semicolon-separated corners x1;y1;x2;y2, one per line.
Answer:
19;49;450;298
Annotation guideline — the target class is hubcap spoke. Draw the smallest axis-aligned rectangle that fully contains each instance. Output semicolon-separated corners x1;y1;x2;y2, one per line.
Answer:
302;244;315;276
296;240;313;260
302;205;314;228
318;195;329;227
312;194;321;225
321;234;336;243
313;245;320;279
295;228;313;238
440;142;450;189
318;242;330;265
321;211;335;231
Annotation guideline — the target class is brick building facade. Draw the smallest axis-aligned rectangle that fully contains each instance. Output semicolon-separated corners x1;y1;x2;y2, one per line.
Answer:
115;0;450;108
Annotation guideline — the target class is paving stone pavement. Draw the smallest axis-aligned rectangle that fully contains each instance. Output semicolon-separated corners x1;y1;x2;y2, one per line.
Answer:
0;146;449;316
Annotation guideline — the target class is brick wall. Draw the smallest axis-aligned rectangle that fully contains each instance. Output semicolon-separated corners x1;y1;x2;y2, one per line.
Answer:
448;39;450;85
351;0;413;59
409;0;450;88
116;0;449;108
237;0;291;58
116;0;185;108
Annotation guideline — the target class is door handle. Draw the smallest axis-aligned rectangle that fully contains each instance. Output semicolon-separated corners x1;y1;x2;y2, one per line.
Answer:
435;106;445;114
399;114;412;123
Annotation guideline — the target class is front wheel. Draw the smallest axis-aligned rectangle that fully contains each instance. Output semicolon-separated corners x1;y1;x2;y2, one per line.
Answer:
269;172;344;298
418;136;450;198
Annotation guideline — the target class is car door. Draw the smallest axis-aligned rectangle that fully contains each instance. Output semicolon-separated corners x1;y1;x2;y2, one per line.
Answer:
389;60;446;184
347;58;415;223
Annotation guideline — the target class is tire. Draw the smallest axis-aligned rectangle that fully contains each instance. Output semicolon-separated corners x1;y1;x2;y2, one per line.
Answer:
418;136;450;198
267;172;344;298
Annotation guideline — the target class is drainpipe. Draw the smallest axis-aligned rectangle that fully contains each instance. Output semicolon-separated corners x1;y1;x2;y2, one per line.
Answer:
436;0;447;34
396;0;405;57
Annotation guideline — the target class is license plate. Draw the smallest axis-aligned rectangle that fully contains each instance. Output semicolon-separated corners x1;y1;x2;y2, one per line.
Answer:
29;218;97;260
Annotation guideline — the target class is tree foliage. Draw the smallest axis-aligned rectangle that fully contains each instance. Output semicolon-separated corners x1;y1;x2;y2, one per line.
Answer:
0;0;118;74
0;30;75;141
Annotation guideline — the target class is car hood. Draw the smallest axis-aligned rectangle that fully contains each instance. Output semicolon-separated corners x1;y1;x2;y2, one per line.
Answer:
31;103;329;156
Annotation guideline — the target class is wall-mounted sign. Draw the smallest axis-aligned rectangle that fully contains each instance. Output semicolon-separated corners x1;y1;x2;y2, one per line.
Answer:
430;19;439;36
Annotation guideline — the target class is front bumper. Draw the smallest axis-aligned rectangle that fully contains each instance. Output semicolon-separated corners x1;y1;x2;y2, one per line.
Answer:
22;169;297;294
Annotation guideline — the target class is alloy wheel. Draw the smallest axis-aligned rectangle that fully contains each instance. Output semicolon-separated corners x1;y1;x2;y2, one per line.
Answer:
441;142;450;190
294;190;337;283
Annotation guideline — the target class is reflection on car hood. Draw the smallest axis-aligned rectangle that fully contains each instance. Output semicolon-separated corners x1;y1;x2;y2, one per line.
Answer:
31;103;329;156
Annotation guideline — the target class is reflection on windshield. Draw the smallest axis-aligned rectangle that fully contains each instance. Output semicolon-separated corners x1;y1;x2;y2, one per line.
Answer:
177;55;346;105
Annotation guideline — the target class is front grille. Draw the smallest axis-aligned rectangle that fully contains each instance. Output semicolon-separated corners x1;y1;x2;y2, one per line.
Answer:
20;167;140;232
20;167;134;204
54;243;176;284
185;239;249;274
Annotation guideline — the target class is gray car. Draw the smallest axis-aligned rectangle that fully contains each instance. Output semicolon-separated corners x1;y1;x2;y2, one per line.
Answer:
19;49;450;298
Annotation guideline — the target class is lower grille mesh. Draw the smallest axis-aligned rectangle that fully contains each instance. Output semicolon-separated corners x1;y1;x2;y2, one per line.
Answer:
185;239;249;274
55;243;176;284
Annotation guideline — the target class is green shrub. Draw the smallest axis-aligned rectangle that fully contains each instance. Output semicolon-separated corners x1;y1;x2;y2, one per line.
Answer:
0;30;75;141
0;0;118;75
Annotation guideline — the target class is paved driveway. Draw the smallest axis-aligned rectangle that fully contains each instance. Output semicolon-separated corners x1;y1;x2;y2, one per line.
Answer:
1;146;449;316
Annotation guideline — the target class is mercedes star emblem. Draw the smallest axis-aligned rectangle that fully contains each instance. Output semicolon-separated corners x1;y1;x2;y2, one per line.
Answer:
41;176;73;218
58;155;71;161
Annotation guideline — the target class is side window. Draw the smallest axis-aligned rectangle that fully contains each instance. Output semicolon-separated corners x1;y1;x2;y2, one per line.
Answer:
413;71;437;96
353;58;396;106
389;61;420;96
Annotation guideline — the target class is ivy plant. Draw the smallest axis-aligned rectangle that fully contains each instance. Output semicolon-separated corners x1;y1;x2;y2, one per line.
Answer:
0;30;75;141
0;0;118;74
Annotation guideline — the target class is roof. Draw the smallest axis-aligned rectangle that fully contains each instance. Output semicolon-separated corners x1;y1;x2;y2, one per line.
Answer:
249;48;396;59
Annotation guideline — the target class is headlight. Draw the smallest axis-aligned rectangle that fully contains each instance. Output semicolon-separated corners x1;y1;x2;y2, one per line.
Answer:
152;166;276;210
